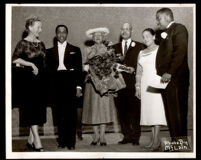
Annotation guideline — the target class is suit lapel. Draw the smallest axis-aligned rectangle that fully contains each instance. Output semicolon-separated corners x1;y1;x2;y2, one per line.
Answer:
127;40;134;53
156;24;175;64
166;22;175;33
116;43;123;55
125;40;135;56
54;46;59;62
160;23;175;44
64;43;71;60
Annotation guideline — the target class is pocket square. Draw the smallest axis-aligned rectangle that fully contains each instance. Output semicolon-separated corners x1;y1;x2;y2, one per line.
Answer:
70;68;75;71
70;52;75;54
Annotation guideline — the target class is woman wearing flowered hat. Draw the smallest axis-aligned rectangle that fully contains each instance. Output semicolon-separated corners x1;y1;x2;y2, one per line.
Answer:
81;27;121;146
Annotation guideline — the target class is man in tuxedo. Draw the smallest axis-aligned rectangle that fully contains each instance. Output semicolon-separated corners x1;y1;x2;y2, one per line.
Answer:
46;25;82;150
113;23;145;145
155;8;190;138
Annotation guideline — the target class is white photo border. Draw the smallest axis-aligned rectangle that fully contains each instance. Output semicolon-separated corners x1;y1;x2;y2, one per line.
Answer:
6;3;196;159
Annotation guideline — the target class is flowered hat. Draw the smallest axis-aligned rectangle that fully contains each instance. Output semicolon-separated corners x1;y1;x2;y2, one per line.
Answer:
86;27;109;38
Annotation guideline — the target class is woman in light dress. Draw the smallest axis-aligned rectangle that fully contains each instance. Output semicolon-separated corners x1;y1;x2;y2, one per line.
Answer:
82;27;118;146
135;28;167;151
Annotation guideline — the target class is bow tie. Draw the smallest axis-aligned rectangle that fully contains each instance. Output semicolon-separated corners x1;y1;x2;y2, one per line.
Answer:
58;43;66;47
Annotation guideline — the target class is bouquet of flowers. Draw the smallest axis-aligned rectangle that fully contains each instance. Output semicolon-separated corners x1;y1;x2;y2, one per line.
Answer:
85;41;134;96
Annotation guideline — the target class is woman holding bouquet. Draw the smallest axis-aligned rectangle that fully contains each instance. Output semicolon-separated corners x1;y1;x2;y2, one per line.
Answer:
82;27;122;146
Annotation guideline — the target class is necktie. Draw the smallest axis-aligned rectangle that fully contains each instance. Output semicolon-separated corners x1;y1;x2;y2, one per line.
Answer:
124;41;128;55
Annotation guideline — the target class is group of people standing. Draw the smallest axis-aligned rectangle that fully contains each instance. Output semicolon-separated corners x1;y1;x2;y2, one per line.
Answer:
12;7;189;152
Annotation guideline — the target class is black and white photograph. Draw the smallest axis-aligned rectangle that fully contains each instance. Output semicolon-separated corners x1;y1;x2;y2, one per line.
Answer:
6;3;196;159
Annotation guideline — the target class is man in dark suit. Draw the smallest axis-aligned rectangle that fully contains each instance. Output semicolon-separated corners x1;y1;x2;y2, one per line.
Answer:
46;25;82;150
156;8;190;138
113;23;145;145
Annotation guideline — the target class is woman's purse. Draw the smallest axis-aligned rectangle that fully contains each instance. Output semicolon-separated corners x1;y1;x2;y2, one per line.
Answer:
12;65;33;108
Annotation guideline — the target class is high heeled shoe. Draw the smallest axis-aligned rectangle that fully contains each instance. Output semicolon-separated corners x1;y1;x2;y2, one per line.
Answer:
90;138;100;146
91;141;98;145
26;143;34;150
100;142;107;146
144;142;153;149
149;142;161;152
33;143;44;152
100;137;107;146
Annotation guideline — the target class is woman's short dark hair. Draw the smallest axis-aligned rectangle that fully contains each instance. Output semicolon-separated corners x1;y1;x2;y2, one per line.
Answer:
143;28;160;45
22;16;41;39
143;28;156;36
55;24;68;34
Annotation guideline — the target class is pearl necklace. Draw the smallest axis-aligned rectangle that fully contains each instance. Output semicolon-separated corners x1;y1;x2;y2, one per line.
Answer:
25;36;39;47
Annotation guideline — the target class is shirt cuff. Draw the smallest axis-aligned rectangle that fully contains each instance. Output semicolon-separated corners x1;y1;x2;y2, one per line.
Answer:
77;86;82;90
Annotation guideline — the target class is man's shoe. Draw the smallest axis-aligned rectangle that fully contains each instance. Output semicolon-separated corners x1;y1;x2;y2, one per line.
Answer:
100;142;107;146
132;141;140;146
67;146;75;150
77;135;83;141
58;144;66;149
118;139;131;144
77;131;83;140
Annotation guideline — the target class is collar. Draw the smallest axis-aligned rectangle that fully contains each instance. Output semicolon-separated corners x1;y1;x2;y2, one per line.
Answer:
166;21;175;29
57;41;67;47
122;38;132;44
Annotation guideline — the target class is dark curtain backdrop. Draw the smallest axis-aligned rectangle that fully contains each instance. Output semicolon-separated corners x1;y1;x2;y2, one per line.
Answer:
11;6;194;129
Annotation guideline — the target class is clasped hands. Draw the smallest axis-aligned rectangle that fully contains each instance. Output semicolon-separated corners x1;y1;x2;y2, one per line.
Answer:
161;73;171;83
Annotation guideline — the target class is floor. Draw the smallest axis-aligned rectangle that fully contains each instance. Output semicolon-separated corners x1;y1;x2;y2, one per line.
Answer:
12;130;193;152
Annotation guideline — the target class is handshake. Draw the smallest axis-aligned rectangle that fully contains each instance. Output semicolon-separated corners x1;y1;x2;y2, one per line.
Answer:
114;63;135;74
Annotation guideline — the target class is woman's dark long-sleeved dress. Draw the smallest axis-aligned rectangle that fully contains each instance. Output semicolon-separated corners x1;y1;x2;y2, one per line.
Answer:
12;39;46;126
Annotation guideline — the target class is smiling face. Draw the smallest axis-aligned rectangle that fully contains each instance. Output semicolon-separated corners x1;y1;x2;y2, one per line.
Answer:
56;26;68;43
29;21;42;37
121;23;132;40
142;30;155;47
93;32;104;44
156;13;170;30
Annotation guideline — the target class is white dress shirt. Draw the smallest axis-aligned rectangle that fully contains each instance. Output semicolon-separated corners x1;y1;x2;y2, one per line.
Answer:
57;41;82;91
122;38;132;55
167;21;175;29
57;41;67;71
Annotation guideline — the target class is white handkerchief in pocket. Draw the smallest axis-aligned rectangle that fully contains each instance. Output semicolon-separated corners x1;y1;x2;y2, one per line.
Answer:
148;75;169;89
70;52;75;55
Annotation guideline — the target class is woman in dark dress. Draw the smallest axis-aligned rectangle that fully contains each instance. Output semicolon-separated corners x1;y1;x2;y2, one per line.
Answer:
12;16;46;151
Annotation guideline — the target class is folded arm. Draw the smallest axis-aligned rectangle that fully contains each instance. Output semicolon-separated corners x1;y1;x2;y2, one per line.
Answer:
167;24;188;76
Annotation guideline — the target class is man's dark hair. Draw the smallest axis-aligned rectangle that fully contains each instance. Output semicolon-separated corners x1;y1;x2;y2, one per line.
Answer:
55;24;68;34
156;8;174;21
